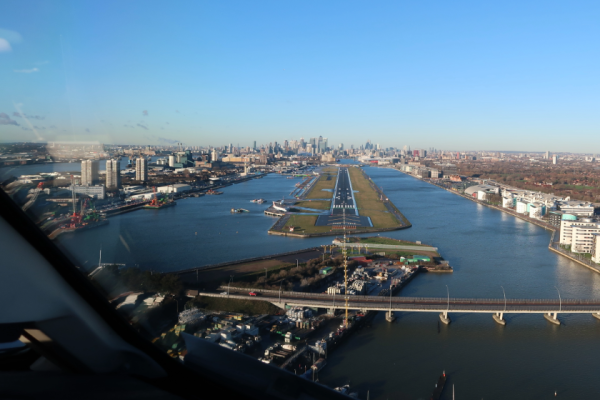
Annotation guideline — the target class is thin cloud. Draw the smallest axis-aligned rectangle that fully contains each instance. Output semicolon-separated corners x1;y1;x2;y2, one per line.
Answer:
0;28;23;44
143;110;148;116
137;123;148;130
14;68;39;73
158;137;179;144
0;38;11;52
12;112;44;120
0;112;19;126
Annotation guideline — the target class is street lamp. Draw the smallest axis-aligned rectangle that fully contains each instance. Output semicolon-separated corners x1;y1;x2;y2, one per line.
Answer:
501;286;506;313
279;279;286;303
296;259;299;269
228;275;234;297
555;286;562;312
446;285;450;313
264;268;268;279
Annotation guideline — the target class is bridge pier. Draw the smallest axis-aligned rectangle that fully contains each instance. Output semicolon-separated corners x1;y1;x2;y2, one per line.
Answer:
439;312;451;325
593;313;600;321
385;311;395;322
493;312;506;326
544;312;561;325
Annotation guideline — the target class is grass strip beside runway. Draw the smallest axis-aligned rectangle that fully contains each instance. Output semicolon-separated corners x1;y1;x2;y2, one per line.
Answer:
305;171;338;199
347;167;400;229
294;200;331;210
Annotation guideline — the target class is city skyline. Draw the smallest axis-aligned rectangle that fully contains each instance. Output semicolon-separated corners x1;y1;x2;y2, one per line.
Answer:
2;1;600;152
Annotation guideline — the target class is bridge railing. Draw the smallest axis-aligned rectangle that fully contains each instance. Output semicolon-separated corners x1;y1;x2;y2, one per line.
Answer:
218;287;600;305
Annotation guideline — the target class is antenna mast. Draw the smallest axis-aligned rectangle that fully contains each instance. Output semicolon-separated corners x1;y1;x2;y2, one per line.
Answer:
343;208;349;328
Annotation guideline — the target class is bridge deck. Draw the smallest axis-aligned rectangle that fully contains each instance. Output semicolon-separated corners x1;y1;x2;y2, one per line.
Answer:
204;290;600;314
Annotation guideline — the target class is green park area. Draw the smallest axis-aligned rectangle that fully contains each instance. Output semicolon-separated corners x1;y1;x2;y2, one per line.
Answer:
305;170;338;199
293;200;331;210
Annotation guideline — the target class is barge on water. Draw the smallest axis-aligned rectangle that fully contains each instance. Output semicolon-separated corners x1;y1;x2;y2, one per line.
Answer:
206;189;223;195
430;371;447;400
231;208;249;213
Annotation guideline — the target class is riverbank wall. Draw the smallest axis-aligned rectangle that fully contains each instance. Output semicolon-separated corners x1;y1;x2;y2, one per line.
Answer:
547;231;600;274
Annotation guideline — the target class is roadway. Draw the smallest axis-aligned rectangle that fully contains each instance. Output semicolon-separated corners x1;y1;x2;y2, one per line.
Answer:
202;290;600;314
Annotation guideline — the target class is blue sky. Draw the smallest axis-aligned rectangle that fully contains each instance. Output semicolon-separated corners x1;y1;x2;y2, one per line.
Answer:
1;0;599;152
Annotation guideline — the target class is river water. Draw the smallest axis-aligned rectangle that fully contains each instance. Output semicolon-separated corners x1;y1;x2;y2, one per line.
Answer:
5;160;600;398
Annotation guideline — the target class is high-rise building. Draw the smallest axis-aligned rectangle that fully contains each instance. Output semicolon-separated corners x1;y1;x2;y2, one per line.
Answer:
81;160;99;186
135;158;148;181
545;150;550;159
106;159;121;189
553;155;558;165
253;141;256;150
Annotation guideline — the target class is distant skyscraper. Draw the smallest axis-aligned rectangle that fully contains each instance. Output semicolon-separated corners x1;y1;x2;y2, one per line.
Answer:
552;155;558;165
81;160;99;186
135;158;148;181
545;150;549;159
253;141;256;150
106;159;121;189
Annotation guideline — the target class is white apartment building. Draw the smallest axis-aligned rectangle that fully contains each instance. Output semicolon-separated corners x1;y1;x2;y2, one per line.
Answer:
529;204;542;219
558;201;595;217
592;234;600;263
516;200;528;214
560;219;600;253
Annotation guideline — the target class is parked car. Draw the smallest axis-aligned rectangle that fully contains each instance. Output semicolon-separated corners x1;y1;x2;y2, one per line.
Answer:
249;292;258;296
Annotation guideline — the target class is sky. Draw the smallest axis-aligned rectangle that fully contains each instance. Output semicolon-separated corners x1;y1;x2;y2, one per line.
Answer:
1;0;599;152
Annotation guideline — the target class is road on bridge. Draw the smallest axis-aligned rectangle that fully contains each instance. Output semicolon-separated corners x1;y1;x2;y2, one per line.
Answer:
208;289;600;314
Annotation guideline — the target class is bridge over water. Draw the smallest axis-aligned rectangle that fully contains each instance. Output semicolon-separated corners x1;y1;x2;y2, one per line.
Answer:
205;288;600;326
